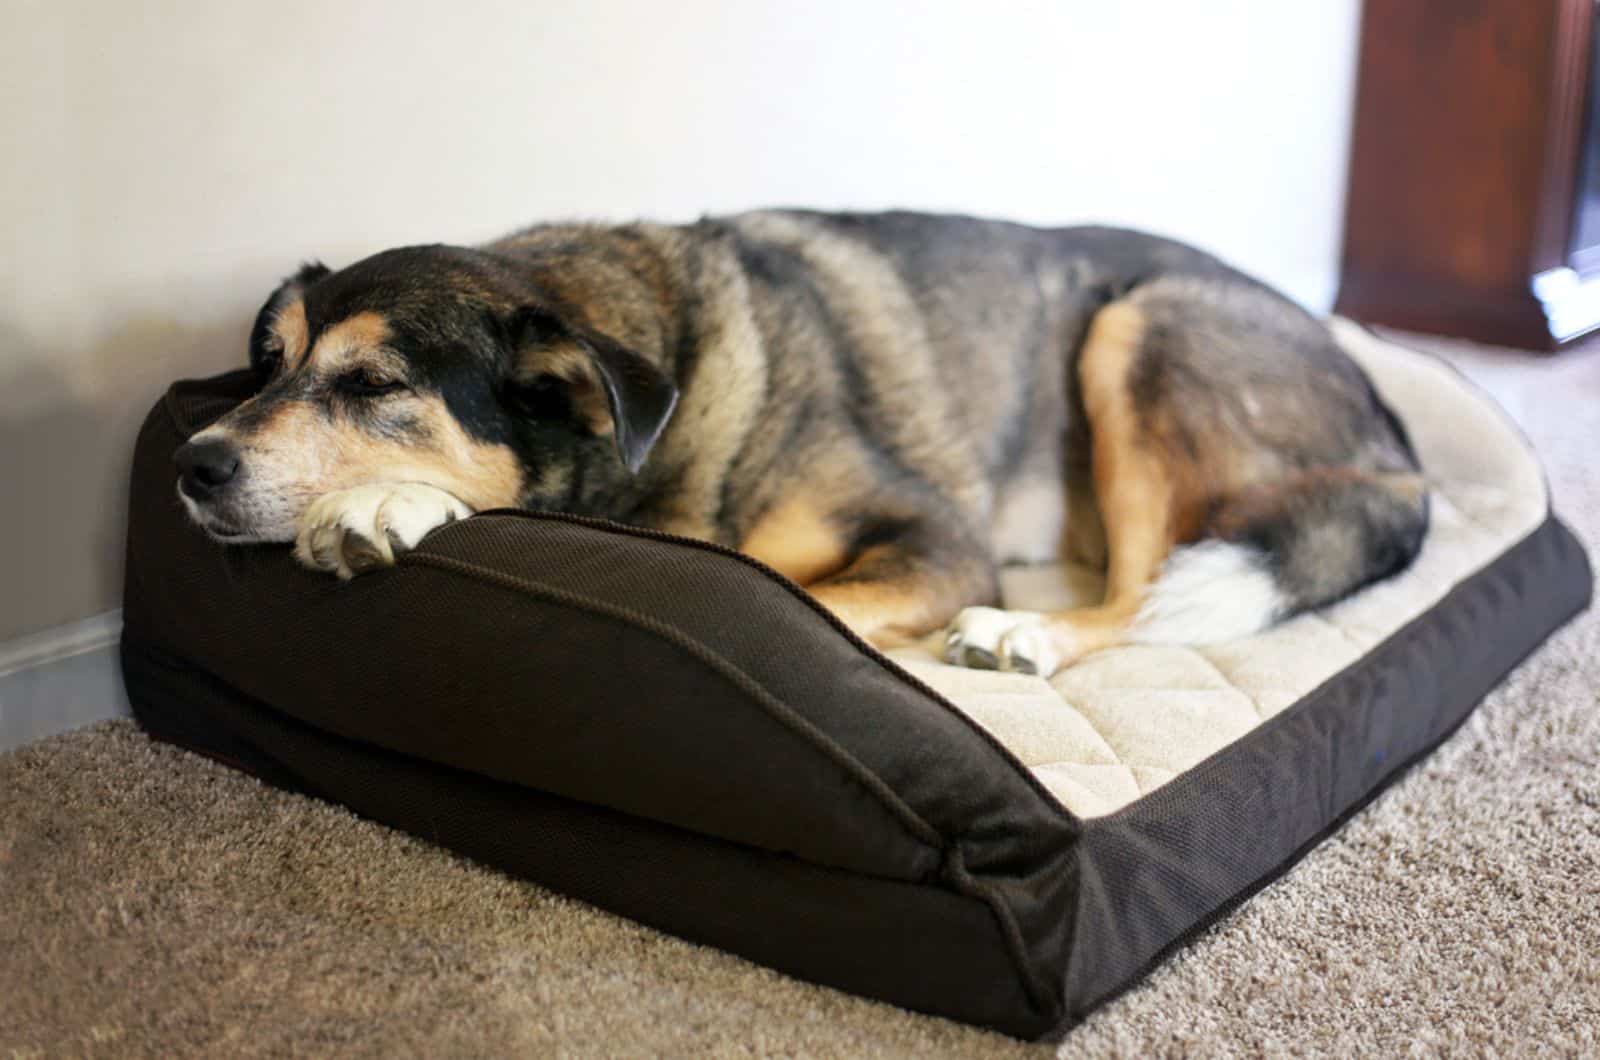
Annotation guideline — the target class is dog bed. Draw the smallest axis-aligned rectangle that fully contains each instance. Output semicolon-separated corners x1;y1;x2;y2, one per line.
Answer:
119;321;1590;1040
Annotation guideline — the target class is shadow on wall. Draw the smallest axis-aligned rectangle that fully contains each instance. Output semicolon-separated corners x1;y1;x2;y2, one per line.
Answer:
1;311;248;642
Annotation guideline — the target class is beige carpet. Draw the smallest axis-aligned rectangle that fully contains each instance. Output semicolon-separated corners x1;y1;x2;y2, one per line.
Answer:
3;330;1597;1057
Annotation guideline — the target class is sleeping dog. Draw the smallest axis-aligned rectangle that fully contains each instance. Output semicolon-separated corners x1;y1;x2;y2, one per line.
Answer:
174;210;1427;676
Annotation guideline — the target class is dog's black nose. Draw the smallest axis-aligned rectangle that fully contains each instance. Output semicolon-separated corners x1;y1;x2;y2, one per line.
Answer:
174;439;241;499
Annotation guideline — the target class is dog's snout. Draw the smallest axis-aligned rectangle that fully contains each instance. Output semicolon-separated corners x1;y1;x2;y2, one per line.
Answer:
175;438;241;499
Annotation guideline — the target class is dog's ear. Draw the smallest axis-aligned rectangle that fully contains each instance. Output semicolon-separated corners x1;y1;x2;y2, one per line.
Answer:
248;261;331;377
503;305;678;474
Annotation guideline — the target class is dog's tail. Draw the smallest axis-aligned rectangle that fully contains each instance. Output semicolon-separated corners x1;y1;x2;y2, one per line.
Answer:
1130;468;1430;645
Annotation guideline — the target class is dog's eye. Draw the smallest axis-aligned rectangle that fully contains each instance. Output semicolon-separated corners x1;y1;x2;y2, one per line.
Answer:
337;368;406;396
252;342;283;380
509;373;572;420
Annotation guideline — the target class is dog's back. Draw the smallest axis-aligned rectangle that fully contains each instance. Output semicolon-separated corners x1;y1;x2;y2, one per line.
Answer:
629;210;1428;665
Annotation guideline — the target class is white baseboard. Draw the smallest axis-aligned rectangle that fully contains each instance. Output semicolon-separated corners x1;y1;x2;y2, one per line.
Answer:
0;609;123;677
0;611;129;752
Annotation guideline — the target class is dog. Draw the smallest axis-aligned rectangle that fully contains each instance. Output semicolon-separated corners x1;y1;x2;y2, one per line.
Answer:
174;210;1428;676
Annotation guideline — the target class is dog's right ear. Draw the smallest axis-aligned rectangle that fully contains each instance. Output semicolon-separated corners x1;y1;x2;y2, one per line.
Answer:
248;261;331;378
501;305;679;474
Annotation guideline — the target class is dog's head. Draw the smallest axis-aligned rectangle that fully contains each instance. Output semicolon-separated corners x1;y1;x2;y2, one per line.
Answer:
175;245;678;543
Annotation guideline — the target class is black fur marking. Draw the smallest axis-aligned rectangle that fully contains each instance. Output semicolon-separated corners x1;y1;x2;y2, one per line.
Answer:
668;236;716;385
338;396;433;445
734;233;922;486
988;284;1057;477
576;328;679;474
294;261;333;285
496;303;679;474
505;373;573;422
853;516;920;551
1221;475;1429;616
248;264;324;380
1370;384;1424;471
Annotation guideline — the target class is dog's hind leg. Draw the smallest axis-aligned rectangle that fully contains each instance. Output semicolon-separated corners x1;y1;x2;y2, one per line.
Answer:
945;300;1187;673
943;290;1430;676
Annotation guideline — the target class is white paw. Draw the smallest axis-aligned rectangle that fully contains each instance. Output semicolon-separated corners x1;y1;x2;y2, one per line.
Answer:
293;483;472;579
942;607;1061;676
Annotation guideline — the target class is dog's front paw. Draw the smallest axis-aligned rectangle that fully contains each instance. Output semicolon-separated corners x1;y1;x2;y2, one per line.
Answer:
294;483;472;579
942;607;1060;676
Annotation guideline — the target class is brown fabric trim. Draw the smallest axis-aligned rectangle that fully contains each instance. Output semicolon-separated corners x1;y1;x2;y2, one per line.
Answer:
941;842;1049;1010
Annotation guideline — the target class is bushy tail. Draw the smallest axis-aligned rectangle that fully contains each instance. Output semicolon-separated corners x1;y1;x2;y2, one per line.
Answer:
1132;470;1430;644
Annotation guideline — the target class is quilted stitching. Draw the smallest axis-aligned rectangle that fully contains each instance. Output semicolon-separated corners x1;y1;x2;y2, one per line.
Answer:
888;324;1549;818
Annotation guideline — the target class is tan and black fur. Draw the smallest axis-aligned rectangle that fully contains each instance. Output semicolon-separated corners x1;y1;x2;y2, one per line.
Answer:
175;210;1428;674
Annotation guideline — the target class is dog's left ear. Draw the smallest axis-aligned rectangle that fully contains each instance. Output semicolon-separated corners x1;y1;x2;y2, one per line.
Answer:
249;261;332;377
504;306;679;474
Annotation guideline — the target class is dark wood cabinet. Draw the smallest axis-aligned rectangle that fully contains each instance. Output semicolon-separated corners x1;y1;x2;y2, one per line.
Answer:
1335;0;1600;350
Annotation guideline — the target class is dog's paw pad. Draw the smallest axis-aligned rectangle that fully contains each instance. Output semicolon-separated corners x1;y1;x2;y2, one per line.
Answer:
340;530;389;574
943;607;1059;676
294;483;471;578
951;643;1000;670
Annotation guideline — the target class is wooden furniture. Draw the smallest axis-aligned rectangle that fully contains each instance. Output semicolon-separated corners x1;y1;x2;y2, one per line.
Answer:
1335;0;1600;350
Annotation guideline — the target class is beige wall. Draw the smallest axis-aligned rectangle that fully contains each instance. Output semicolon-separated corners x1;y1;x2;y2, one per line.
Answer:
0;0;1360;642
